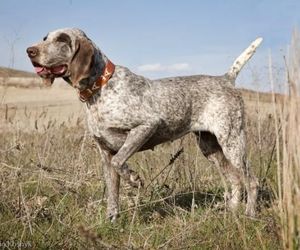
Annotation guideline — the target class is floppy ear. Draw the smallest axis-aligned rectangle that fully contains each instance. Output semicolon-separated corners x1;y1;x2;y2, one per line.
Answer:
69;38;94;85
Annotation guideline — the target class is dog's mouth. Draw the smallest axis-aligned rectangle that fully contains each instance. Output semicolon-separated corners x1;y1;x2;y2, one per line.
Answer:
32;62;67;77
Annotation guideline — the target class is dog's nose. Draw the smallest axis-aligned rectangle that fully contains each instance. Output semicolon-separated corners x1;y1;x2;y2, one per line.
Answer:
26;46;38;58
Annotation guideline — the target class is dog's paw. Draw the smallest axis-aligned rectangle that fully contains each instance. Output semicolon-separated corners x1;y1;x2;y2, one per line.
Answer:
213;201;226;211
245;207;256;218
107;210;119;223
127;170;144;188
107;214;118;223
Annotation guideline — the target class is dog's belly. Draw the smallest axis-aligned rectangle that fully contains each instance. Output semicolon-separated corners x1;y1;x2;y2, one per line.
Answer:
93;128;128;153
93;123;190;153
140;130;189;151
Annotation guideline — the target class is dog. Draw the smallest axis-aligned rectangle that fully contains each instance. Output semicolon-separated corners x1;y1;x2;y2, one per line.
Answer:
27;28;262;221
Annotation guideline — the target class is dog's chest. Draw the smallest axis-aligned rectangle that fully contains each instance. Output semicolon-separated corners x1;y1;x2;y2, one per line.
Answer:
84;97;143;151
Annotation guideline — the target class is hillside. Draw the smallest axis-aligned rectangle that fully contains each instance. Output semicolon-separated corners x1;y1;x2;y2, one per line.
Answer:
0;66;36;78
0;66;42;88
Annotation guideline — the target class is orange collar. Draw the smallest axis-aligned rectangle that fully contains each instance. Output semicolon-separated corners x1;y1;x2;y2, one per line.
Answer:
79;59;115;102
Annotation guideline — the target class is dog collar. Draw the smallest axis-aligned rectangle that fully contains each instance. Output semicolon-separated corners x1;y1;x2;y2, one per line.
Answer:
79;59;115;102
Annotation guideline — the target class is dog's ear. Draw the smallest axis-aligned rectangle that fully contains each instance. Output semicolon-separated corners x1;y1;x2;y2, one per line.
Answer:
69;37;94;85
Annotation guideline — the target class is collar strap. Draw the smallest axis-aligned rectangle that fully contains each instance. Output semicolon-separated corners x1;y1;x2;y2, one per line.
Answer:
79;59;115;102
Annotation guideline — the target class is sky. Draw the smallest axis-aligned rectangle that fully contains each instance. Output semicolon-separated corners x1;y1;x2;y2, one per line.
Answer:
0;0;300;92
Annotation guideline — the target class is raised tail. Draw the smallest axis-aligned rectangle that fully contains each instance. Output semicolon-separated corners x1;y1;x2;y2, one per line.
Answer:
226;37;263;81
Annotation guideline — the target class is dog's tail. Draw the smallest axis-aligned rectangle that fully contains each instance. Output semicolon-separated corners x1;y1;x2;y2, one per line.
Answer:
226;37;263;82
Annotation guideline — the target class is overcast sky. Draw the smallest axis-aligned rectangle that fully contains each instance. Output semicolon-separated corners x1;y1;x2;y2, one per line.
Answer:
1;0;299;92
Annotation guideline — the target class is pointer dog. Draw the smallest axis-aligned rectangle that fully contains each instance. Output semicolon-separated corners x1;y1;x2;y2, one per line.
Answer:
27;28;262;221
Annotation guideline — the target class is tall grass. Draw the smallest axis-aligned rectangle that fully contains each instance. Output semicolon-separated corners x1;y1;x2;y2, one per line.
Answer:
274;30;300;249
0;125;280;249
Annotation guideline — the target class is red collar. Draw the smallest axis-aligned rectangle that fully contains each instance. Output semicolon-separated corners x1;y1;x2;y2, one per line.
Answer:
79;59;115;102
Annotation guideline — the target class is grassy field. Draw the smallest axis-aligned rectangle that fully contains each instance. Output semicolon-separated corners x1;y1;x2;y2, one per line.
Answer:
0;39;299;249
0;114;281;249
0;85;284;249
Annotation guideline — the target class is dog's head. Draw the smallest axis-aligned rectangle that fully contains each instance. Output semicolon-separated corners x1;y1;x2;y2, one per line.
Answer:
26;28;95;87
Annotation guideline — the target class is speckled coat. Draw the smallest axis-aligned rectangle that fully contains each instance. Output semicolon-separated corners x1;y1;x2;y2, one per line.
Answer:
27;28;261;222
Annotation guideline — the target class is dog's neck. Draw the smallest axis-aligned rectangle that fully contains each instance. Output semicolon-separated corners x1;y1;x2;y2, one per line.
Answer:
76;48;116;102
90;49;108;83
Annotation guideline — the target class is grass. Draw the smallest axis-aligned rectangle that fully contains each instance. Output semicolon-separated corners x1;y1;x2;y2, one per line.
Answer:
0;117;281;249
274;30;300;249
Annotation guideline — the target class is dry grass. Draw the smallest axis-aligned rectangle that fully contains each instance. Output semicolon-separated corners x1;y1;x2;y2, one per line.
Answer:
273;30;300;249
0;88;282;249
0;121;280;249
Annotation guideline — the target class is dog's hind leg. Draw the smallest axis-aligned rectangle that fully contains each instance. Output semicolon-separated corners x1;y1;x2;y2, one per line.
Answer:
212;129;258;216
194;131;244;211
244;162;258;217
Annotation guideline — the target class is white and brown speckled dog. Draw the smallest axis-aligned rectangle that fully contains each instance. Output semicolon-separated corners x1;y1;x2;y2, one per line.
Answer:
27;28;262;221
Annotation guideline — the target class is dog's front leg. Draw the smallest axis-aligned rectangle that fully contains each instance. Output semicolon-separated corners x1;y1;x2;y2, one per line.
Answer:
97;145;120;222
111;121;160;187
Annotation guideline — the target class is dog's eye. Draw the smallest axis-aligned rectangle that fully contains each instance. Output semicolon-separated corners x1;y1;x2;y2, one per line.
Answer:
56;33;72;48
43;35;48;41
